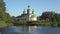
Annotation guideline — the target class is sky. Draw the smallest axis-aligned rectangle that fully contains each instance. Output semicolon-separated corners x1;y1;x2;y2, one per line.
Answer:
4;0;60;16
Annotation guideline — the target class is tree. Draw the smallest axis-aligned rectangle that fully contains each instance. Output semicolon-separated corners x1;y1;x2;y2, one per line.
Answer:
40;11;55;21
0;0;11;22
0;0;6;21
0;0;14;26
40;11;60;22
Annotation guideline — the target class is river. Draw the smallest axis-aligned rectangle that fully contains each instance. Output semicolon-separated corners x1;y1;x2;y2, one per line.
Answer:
0;26;60;34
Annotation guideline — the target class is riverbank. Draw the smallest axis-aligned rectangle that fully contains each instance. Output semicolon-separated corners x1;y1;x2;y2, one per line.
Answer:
0;20;59;29
13;20;59;27
0;21;14;28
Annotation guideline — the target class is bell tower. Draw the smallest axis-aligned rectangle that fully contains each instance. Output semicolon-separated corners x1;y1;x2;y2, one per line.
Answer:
32;9;34;14
27;5;31;14
23;9;26;14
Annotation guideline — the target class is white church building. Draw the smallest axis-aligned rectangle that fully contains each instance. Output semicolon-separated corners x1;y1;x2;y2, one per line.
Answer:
16;5;37;21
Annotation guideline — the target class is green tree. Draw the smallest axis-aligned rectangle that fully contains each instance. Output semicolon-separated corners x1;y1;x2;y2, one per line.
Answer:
0;0;7;21
0;0;14;27
40;11;56;21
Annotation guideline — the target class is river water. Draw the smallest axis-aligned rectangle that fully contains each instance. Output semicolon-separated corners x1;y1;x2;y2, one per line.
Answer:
0;26;60;34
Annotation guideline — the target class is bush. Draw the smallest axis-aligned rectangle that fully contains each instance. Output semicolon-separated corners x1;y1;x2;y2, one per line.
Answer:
0;21;7;28
6;23;14;26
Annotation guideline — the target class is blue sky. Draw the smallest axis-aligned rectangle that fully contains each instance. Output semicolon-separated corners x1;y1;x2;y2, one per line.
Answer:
4;0;60;16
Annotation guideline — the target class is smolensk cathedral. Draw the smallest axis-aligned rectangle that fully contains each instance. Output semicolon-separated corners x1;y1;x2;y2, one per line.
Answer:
16;5;37;21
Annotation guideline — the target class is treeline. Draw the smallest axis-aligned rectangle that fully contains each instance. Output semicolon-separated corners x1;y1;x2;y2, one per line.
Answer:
0;0;15;28
38;11;60;26
39;11;60;23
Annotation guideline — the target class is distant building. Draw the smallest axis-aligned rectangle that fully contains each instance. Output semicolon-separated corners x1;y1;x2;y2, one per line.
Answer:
16;5;37;21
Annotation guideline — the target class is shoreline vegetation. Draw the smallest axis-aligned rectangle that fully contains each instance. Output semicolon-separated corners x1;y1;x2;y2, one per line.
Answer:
13;20;58;27
0;0;60;28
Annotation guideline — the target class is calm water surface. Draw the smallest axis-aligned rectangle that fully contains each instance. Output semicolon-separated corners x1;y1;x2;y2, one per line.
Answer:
0;26;60;34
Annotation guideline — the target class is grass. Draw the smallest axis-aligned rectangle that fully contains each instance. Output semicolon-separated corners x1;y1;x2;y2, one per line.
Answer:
0;21;7;28
0;21;14;28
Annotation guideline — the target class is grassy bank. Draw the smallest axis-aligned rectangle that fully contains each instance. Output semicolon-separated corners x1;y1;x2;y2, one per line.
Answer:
0;21;7;28
0;21;14;28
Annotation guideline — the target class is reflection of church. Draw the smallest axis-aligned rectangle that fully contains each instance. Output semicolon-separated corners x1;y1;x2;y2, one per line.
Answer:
16;5;37;21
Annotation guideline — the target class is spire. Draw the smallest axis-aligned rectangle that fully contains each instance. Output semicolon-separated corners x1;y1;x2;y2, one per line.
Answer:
28;5;30;9
32;9;34;14
27;5;31;14
23;9;26;14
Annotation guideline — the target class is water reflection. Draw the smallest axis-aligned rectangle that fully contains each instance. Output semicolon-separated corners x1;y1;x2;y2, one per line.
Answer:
28;26;37;34
0;26;60;34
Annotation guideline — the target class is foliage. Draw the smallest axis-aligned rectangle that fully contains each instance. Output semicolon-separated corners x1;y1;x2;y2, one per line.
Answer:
0;0;6;21
6;23;14;26
37;11;60;26
0;0;14;28
14;20;27;25
0;21;7;28
40;11;60;22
